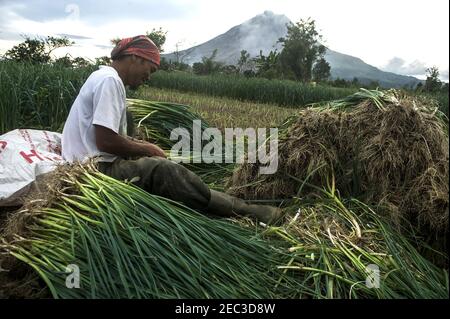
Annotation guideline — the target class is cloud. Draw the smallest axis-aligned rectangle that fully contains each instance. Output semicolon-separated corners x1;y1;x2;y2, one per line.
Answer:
95;44;114;50
57;33;92;40
0;0;189;25
382;57;428;75
382;57;449;82
0;0;193;57
0;0;192;48
440;69;449;82
382;57;405;72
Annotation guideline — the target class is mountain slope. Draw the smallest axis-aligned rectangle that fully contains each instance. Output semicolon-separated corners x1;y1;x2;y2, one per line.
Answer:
163;11;420;88
324;49;421;87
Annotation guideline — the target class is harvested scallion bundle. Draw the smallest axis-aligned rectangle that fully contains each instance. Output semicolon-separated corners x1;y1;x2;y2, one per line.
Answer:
127;98;234;185
265;181;449;299
2;165;297;299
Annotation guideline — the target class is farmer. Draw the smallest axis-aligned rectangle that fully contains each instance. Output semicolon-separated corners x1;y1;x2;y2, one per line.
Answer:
61;35;281;224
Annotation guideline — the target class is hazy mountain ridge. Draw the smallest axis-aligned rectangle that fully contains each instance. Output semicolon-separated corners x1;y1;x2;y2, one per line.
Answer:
163;11;421;88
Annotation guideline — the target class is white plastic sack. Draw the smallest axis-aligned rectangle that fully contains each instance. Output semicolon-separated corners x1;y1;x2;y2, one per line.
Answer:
0;129;64;206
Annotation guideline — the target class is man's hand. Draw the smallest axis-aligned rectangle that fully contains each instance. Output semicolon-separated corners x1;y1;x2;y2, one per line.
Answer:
142;143;166;158
95;125;166;158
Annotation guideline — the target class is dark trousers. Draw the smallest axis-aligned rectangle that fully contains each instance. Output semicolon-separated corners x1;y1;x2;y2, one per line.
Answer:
98;157;211;211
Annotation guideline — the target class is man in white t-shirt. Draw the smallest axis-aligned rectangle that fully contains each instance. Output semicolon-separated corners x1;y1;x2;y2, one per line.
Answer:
62;35;281;224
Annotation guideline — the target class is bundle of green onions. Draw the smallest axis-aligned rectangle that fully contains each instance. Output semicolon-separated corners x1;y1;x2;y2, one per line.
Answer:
265;179;449;299
127;99;210;150
2;165;297;299
310;88;448;122
305;88;399;112
127;98;234;186
2;167;447;299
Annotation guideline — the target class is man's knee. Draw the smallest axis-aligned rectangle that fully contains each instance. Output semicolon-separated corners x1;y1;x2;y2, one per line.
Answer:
135;156;177;175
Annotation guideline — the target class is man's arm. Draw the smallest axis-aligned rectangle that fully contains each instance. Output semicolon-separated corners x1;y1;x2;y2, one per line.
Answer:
95;125;166;158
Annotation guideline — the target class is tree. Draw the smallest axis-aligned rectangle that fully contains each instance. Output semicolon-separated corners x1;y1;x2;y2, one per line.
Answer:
72;56;91;68
237;50;253;74
110;37;121;46
415;82;424;92
192;62;204;75
278;18;326;82
193;49;224;75
351;77;360;87
159;57;170;70
424;66;441;92
53;55;92;68
253;50;281;79
332;78;348;88
221;65;238;75
367;80;380;89
95;56;112;66
159;57;191;72
146;27;167;52
4;36;73;64
312;57;331;82
54;55;74;67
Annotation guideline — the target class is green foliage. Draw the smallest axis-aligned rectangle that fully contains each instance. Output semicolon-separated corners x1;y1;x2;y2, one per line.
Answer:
253;50;281;79
351;77;360;87
435;91;449;116
221;64;238;75
0;61;357;134
110;37;121;46
425;66;442;93
192;49;224;75
237;50;256;74
312;57;331;82
245;19;329;82
94;56;112;66
72;57;91;68
135;87;296;133
1;62;447;138
237;50;249;70
53;56;92;68
0;61;94;134
53;55;74;68
149;70;357;106
331;77;381;90
278;18;327;82
4;36;73;64
419;91;449;117
159;57;191;71
146;27;167;52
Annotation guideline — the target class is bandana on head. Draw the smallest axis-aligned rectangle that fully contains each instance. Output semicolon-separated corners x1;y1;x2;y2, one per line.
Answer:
111;35;160;67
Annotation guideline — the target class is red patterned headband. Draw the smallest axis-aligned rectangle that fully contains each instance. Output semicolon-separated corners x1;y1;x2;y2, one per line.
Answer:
111;35;160;66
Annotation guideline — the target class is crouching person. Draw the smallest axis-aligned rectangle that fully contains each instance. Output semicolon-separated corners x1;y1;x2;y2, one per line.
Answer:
61;35;281;224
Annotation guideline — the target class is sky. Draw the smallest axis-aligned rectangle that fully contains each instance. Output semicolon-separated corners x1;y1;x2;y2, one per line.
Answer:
0;0;448;80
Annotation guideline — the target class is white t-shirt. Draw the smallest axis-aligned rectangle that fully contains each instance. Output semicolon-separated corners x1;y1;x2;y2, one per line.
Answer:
62;66;127;163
